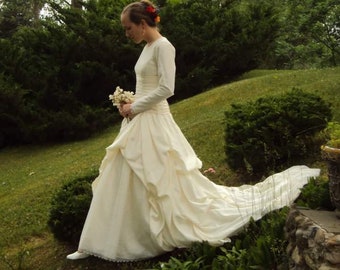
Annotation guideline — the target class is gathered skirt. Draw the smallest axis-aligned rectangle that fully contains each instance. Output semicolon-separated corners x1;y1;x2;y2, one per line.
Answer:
77;111;320;261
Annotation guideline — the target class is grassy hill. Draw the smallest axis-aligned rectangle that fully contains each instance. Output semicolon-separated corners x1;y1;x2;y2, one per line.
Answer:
0;67;339;269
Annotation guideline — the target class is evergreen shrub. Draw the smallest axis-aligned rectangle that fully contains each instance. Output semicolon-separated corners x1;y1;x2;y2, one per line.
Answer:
157;208;290;270
48;172;96;244
296;176;334;210
0;74;27;147
42;106;114;143
224;88;332;176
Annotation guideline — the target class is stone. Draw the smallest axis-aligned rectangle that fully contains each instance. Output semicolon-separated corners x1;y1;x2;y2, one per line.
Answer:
326;235;340;246
304;253;318;269
294;215;306;225
286;208;340;270
296;228;304;237
324;251;340;265
308;237;316;248
319;264;340;270
314;228;326;244
292;246;303;265
286;241;294;255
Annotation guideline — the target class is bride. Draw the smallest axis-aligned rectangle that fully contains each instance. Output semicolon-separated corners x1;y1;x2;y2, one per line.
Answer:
66;0;320;261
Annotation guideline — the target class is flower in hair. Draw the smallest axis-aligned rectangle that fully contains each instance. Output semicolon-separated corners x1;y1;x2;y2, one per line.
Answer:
145;4;160;23
146;6;156;13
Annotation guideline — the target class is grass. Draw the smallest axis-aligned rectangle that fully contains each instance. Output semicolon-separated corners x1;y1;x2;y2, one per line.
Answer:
0;67;339;269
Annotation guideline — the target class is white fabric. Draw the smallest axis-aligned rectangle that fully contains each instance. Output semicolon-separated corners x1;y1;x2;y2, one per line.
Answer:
131;37;175;114
77;37;320;261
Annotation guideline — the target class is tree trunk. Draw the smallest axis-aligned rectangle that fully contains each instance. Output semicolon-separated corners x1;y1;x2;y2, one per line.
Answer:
71;0;82;9
32;0;44;23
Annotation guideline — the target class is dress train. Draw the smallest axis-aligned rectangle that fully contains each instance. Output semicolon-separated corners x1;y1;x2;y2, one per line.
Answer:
76;113;320;261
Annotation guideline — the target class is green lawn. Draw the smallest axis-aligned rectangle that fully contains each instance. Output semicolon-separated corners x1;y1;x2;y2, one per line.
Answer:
0;67;339;269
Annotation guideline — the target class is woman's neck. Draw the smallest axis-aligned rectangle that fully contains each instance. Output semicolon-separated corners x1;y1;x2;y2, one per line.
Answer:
145;30;162;46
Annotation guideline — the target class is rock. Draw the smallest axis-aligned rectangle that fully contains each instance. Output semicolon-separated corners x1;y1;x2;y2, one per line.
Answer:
324;251;340;265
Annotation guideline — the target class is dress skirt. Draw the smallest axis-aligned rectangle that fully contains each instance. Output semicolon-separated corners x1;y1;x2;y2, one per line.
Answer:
77;110;320;261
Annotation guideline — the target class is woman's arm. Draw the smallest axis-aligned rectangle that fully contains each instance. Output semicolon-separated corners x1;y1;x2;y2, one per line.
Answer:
129;41;176;115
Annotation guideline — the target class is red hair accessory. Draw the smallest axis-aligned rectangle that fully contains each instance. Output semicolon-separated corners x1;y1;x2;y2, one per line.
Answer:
145;4;160;23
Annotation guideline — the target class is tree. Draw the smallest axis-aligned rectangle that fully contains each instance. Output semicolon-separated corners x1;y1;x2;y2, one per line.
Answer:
268;0;340;68
0;0;133;147
302;0;340;66
161;0;281;99
1;0;337;147
71;0;82;9
0;0;45;37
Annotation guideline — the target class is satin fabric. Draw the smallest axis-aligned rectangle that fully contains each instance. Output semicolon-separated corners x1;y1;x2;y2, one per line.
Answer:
78;109;319;261
76;37;320;261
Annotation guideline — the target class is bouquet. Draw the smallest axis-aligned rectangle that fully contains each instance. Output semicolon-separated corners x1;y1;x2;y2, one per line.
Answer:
109;86;135;107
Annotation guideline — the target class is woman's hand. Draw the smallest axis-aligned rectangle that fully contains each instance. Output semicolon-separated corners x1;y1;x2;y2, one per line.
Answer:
119;103;134;118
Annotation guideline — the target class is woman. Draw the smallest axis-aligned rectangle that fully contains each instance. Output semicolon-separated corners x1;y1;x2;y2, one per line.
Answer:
67;0;319;261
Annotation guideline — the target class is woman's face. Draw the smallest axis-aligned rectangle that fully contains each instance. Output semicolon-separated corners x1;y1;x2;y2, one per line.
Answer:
121;13;144;44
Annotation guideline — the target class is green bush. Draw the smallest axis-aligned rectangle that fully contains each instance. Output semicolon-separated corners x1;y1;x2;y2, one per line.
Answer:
0;73;27;147
224;88;332;177
42;106;115;143
157;208;289;270
323;121;340;148
231;208;289;269
162;0;281;99
48;172;96;244
296;176;334;210
0;70;116;148
158;256;206;270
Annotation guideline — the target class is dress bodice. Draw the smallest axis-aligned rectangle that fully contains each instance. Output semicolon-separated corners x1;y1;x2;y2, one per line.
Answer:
132;37;175;115
135;74;170;114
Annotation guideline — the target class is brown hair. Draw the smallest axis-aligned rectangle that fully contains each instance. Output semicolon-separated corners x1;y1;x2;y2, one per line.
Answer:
122;0;160;27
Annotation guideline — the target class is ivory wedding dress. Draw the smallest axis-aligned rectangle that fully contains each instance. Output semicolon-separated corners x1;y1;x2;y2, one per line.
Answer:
76;37;320;261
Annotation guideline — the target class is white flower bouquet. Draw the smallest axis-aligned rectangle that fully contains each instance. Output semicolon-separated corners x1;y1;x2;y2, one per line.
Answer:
109;86;135;107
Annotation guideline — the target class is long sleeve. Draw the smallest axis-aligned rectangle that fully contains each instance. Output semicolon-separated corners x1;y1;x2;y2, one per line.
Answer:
131;40;176;114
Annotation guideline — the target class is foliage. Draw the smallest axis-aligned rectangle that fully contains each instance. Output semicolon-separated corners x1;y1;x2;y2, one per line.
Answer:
185;241;219;267
159;256;206;270
162;0;281;100
0;73;28;147
224;89;332;176
48;172;96;244
1;0;338;147
225;208;289;269
1;68;339;269
0;0;44;37
323;121;340;148
156;208;290;270
213;245;248;270
268;0;340;68
0;69;115;147
296;176;333;210
0;1;129;147
0;0;282;147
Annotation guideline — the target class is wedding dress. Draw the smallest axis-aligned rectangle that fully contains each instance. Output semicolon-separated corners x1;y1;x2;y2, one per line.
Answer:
76;37;320;261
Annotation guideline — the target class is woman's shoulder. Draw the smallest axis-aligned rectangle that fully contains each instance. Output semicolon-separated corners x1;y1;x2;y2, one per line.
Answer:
155;37;175;52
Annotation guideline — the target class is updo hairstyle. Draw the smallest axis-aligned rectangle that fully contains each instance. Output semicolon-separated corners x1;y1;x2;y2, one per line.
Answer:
122;0;160;27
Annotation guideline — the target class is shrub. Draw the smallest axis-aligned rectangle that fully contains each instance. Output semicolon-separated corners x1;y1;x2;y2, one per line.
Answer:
224;88;332;177
323;121;340;148
48;172;96;244
0;73;35;147
207;208;289;270
158;256;205;270
162;0;281;98
0;71;116;148
42;106;114;143
156;208;289;270
296;176;334;210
